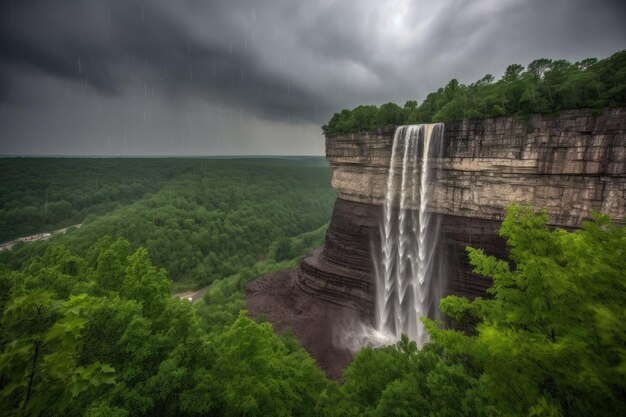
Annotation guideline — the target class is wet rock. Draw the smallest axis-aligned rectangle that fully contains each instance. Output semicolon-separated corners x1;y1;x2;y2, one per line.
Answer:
247;107;626;377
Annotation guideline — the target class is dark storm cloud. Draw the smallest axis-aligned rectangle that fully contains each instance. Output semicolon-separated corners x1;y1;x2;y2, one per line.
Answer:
0;0;625;155
0;0;330;122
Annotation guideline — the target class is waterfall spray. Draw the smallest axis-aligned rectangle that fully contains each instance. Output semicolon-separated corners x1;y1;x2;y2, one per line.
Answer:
375;123;444;346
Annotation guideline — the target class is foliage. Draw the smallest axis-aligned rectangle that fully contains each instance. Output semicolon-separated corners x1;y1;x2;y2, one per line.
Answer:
0;158;190;242
322;50;626;136
2;153;624;416
0;291;115;416
333;205;625;416
1;238;333;416
1;157;337;415
196;227;324;334
1;158;335;289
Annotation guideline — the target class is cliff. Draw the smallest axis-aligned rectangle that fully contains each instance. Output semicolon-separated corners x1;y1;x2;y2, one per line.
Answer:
328;108;625;225
247;108;626;378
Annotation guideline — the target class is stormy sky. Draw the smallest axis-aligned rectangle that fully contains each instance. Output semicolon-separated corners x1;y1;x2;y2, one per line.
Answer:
1;0;625;156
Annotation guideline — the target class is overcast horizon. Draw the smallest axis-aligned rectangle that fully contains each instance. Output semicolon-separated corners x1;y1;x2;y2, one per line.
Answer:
1;0;625;156
0;154;328;158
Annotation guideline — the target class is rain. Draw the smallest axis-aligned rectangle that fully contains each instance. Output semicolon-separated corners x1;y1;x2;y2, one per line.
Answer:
0;0;625;156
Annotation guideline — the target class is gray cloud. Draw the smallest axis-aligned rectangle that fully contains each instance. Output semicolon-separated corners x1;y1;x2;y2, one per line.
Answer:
0;0;625;155
0;0;329;122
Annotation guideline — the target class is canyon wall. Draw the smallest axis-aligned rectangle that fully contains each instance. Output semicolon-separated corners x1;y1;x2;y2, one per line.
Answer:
248;108;626;377
328;108;625;224
300;107;626;309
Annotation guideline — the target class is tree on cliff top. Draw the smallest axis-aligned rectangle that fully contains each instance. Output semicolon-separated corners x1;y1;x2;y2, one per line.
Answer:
322;50;626;136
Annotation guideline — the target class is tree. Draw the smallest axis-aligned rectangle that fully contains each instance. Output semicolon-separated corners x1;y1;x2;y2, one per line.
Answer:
94;238;131;293
336;206;625;417
211;312;329;416
403;100;417;110
477;74;495;86
323;50;626;136
122;248;171;316
428;205;626;416
527;58;552;78
0;291;115;417
375;103;406;126
352;105;379;131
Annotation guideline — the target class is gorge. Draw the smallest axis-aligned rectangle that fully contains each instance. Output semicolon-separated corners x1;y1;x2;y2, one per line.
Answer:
246;107;626;378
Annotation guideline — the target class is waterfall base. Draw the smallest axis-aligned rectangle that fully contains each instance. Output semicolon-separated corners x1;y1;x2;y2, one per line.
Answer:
246;198;507;377
246;265;368;380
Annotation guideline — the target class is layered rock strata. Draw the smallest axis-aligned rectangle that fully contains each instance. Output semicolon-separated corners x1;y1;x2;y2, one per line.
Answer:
328;108;625;225
295;198;379;315
247;108;626;376
312;107;625;309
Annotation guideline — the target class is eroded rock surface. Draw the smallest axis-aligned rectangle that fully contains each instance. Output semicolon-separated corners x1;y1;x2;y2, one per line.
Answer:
328;108;626;225
246;270;364;380
247;108;626;377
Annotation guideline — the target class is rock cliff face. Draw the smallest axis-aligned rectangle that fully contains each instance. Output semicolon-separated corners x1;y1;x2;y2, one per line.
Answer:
328;108;625;225
314;107;625;308
247;108;626;377
295;198;379;313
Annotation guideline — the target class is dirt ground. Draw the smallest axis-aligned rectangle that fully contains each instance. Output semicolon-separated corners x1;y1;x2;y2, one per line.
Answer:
245;269;369;380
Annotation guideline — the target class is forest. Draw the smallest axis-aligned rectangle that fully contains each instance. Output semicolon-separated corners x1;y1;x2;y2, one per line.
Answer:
0;158;335;291
0;158;193;242
1;203;624;416
322;50;626;136
2;0;624;415
1;130;624;417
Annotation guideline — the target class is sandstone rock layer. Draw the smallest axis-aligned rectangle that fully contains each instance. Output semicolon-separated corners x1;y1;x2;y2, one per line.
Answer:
247;108;626;377
328;108;625;226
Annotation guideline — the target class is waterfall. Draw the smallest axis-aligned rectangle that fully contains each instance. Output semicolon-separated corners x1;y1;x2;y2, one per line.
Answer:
375;123;445;346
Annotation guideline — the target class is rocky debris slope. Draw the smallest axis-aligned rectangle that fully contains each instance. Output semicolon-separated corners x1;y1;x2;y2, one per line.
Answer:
246;270;363;380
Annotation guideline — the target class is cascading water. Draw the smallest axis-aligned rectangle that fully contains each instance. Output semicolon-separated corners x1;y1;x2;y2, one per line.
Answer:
374;123;445;346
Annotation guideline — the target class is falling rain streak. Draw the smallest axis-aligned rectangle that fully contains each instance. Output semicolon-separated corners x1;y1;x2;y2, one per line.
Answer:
375;123;445;346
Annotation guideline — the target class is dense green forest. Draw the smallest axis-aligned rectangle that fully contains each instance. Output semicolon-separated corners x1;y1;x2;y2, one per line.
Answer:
0;235;331;416
0;158;193;242
0;158;335;290
0;158;339;416
322;50;626;136
1;205;623;416
323;207;625;416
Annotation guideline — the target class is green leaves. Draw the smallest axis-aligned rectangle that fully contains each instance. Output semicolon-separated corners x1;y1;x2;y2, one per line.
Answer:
0;291;116;417
337;205;625;417
3;159;335;291
447;205;625;416
3;232;336;416
209;311;329;416
324;50;626;136
4;160;623;417
439;295;477;322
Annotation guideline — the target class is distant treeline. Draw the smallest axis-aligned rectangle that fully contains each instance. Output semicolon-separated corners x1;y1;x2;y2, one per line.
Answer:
322;50;626;136
0;158;192;242
1;158;335;290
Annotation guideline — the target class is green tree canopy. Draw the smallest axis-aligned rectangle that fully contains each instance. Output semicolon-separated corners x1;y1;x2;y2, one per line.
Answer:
330;206;625;417
323;50;626;136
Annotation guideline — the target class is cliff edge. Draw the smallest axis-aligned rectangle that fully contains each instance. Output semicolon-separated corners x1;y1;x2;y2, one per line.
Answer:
247;108;626;378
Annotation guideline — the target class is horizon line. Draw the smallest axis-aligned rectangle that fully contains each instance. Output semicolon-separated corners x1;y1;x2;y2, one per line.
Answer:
0;154;326;159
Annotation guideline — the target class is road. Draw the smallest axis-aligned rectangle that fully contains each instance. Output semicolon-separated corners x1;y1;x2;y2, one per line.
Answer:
172;285;211;303
0;224;82;252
